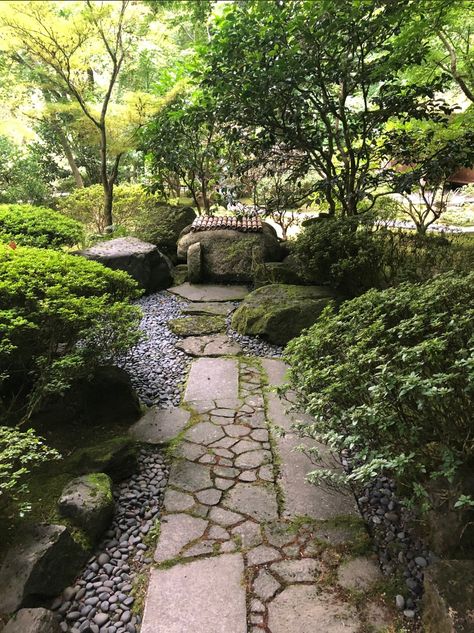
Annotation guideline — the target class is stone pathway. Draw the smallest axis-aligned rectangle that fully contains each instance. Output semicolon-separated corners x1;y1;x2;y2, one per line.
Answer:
137;285;395;633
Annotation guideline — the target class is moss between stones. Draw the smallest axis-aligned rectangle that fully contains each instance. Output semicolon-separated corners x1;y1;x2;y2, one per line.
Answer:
231;283;336;345
168;315;226;337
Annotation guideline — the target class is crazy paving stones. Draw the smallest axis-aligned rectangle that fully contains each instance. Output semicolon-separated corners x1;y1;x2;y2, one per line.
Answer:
145;352;388;633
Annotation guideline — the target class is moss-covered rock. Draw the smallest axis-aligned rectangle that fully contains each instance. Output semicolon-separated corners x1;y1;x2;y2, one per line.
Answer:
253;261;303;286
177;223;283;283
172;264;188;286
168;315;227;337
231;284;337;345
68;436;138;482
136;205;197;262
57;473;114;541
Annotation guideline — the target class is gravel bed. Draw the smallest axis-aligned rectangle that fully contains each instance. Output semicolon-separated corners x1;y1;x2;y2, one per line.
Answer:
54;447;168;633
118;291;191;407
226;313;283;358
357;476;436;620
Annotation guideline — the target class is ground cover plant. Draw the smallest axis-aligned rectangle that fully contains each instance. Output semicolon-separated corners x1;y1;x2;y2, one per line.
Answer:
285;272;474;515
0;204;83;249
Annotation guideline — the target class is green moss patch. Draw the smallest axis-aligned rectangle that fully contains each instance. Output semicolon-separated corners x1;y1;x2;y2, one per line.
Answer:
168;315;226;337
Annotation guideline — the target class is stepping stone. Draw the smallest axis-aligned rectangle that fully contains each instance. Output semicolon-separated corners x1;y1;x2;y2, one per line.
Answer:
141;554;246;633
235;450;270;469
176;334;242;357
168;283;249;302
176;441;207;461
268;586;359;633
231;521;262;548
196;489;222;506
270;559;321;583
209;507;243;527
277;431;357;520
247;545;281;566
129;407;190;444
225;483;278;522
260;357;289;387
185;421;225;445
154;514;207;563
182;302;237;316
163;489;195;512
168;315;226;337
337;557;382;590
253;569;281;600
169;460;213;492
184;358;239;402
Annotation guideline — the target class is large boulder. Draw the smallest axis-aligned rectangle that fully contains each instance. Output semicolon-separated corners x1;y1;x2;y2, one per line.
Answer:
423;560;474;632
177;223;283;283
231;284;337;345
136;205;197;262
0;525;86;613
57;473;114;541
79;236;172;293
3;608;61;633
68;436;138;482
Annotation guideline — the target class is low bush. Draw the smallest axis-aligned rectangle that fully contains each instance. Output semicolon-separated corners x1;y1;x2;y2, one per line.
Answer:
285;272;474;511
0;245;142;424
58;184;163;235
292;215;474;295
0;204;84;249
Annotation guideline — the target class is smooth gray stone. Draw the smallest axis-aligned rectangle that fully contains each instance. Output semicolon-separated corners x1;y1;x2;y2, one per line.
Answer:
154;514;207;564
168;283;249;302
184;358;239;402
176;334;242;357
141;554;246;633
129;407;190;444
3;608;61;633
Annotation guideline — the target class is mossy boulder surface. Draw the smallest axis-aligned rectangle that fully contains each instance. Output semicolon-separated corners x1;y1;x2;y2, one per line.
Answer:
68;436;138;482
177;224;283;283
168;315;227;337
231;284;337;345
57;473;114;541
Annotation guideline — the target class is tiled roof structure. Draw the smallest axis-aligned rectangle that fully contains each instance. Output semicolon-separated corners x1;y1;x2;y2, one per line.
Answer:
191;216;263;233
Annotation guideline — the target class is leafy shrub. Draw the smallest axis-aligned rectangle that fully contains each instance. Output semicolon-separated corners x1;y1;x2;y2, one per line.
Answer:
0;245;142;423
0;204;84;249
285;272;474;509
0;426;60;515
59;184;163;235
293;215;474;295
292;215;386;295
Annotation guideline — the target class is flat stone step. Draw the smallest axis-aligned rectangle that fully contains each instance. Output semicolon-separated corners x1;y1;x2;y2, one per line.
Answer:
182;301;237;316
141;554;246;633
168;283;249;302
129;407;190;444
184;358;239;402
262;359;357;521
176;334;242;357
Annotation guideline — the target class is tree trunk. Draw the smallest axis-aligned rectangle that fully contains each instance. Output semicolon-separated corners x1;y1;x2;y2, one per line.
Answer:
99;127;114;228
51;120;84;188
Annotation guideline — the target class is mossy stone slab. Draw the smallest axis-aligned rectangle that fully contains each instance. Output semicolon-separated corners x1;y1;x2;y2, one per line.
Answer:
181;301;237;316
168;315;226;337
231;283;337;345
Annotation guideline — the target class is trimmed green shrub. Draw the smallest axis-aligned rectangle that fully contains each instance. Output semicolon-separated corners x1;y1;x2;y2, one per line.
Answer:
0;245;142;423
292;215;474;295
292;215;385;295
285;272;474;510
0;204;84;249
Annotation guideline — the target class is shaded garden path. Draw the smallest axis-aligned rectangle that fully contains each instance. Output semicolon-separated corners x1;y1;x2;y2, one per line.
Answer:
133;285;394;633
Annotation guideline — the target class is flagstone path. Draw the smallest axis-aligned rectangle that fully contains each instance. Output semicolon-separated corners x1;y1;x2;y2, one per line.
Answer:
133;284;395;633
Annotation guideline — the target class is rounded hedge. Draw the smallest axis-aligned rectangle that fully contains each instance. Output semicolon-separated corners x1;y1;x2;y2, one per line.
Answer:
0;204;84;249
285;272;474;509
0;245;142;422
